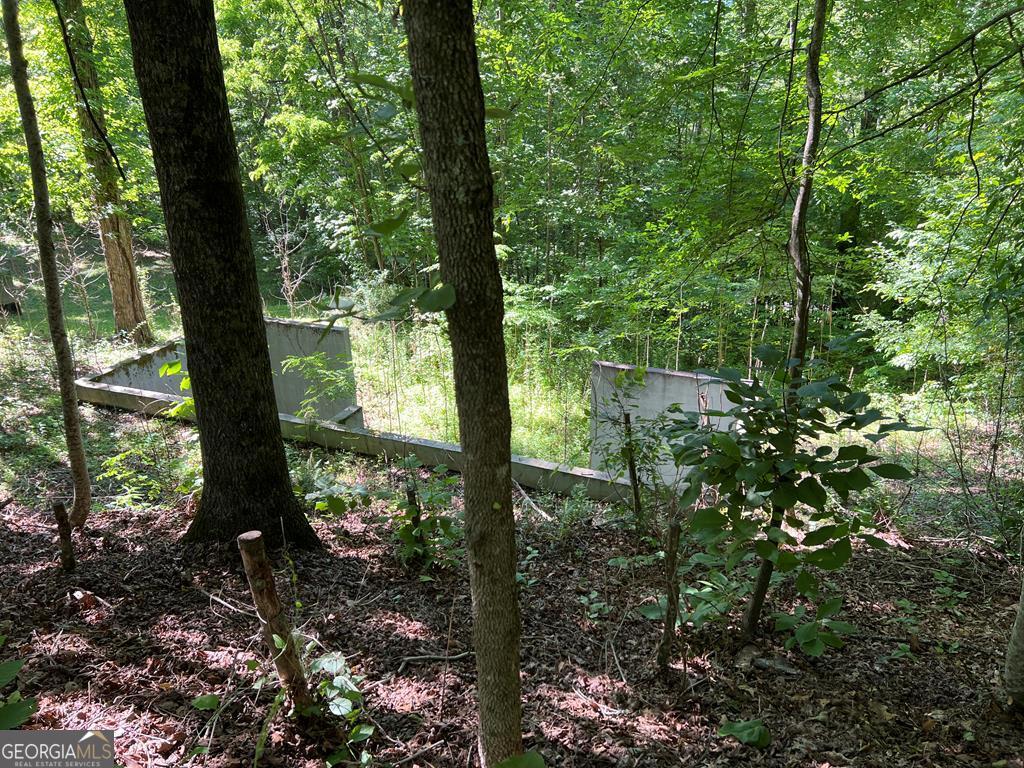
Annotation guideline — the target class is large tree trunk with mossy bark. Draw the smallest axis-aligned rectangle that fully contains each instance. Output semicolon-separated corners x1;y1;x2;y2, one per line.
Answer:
403;2;524;764
122;0;318;549
58;0;152;345
1006;573;1024;708
4;0;92;526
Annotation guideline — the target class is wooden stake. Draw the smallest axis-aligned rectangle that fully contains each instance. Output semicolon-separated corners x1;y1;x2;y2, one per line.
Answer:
236;530;312;711
53;501;75;572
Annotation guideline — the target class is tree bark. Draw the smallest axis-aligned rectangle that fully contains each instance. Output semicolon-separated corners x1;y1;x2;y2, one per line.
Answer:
4;0;92;527
58;0;152;345
1006;571;1024;708
53;502;76;572
657;507;682;673
403;2;524;764
122;0;318;549
786;0;827;381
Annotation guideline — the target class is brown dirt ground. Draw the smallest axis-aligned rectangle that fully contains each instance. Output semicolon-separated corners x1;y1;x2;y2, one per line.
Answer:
2;465;1023;767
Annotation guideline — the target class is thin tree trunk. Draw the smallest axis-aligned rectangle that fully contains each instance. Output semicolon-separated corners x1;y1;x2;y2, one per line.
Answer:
59;0;152;345
786;0;827;382
122;0;318;548
4;0;92;527
657;505;682;673
1006;571;1024;707
745;0;827;640
403;2;524;764
741;506;782;640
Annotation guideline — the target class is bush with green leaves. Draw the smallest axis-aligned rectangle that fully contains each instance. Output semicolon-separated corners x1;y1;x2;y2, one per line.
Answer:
391;456;462;570
665;347;921;651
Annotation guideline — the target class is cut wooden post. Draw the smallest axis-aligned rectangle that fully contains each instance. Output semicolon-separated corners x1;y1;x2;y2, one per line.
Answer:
237;530;312;711
53;502;75;572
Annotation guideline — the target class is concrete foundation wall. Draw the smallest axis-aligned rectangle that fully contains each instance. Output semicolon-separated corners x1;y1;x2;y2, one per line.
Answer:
589;361;732;486
76;328;632;502
75;377;632;503
87;317;362;427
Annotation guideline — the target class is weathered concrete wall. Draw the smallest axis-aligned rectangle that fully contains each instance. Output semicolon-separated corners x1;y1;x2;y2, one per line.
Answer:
87;317;363;426
75;375;632;503
589;361;732;486
264;318;359;424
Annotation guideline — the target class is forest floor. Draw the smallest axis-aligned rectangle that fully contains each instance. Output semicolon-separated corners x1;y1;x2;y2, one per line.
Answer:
2;439;1024;767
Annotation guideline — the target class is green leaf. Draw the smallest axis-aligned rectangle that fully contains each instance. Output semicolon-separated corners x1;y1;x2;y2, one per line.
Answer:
349;723;375;742
805;537;852;571
690;507;727;531
800;637;827;657
870;463;913;480
771;483;798;509
191;694;221;711
718;719;771;748
795;569;818;597
416;283;456;313
802;523;847;547
0;697;37;729
366;210;410;238
349;72;395;90
858;533;889;549
816;596;843;619
396;159;422;177
795;621;819;643
159;360;182;377
796;477;827;511
638;600;666;620
0;659;24;688
495;752;546;768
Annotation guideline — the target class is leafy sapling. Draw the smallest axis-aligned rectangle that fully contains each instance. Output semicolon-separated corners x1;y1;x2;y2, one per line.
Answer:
665;345;921;649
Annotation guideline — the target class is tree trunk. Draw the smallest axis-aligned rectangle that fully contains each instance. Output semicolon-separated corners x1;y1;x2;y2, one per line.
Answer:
122;0;318;549
786;0;827;381
4;0;92;527
657;507;682;673
403;2;524;764
59;0;152;345
1006;572;1024;708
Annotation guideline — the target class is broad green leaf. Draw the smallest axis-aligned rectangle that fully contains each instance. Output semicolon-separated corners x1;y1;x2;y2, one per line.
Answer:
802;523;847;547
795;569;818;597
718;719;771;748
0;659;24;688
349;72;395;90
870;463;913;480
416;283;456;313
816;596;843;619
0;697;36;729
191;694;220;711
795;477;827;511
690;507;727;531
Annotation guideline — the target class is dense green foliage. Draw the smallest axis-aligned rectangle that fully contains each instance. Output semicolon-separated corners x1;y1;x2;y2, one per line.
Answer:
2;0;1022;513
